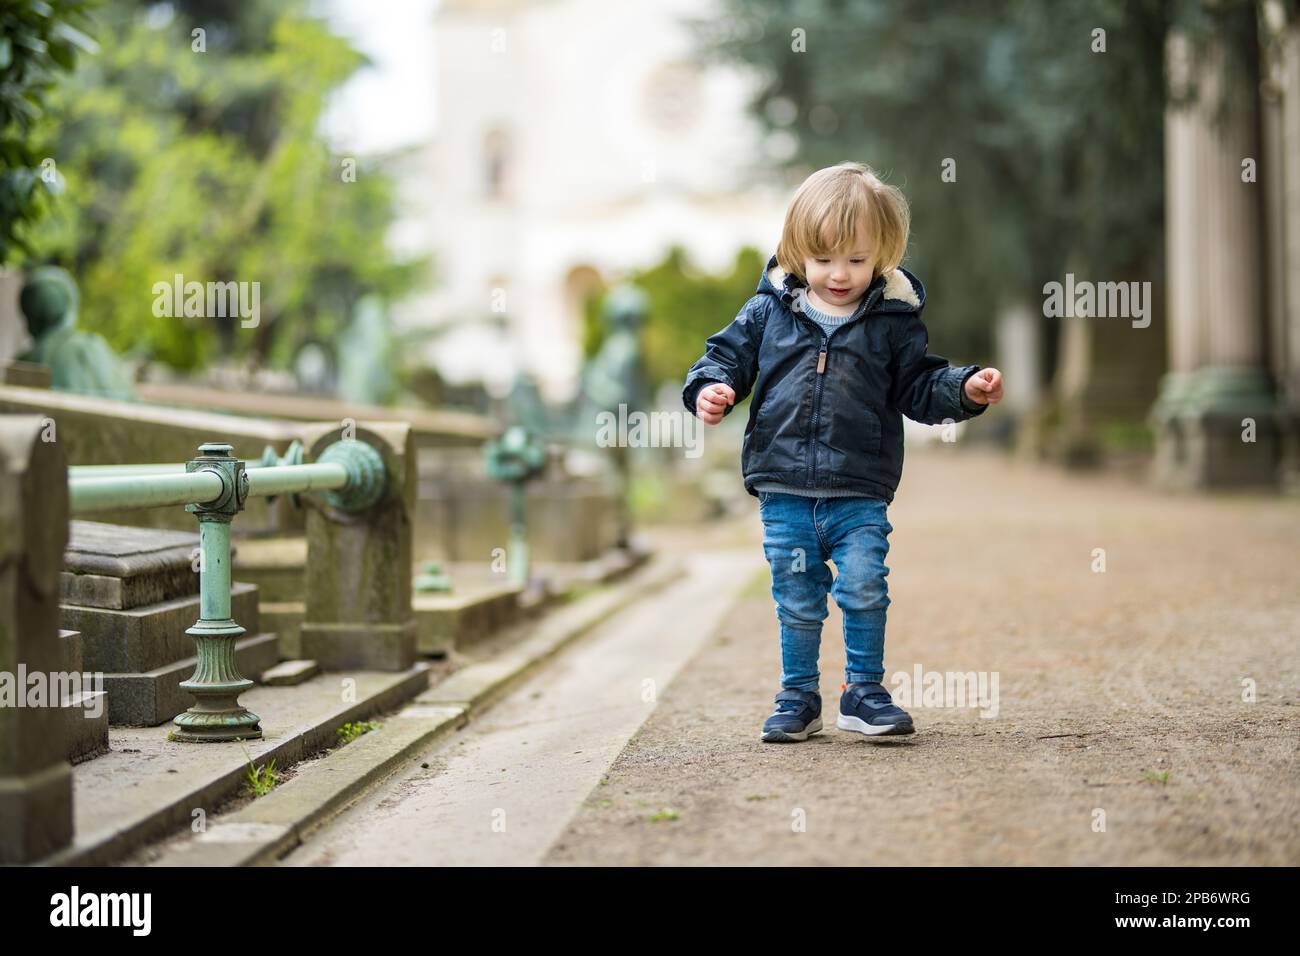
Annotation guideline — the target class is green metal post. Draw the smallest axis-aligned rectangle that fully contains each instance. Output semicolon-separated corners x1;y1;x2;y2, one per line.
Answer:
485;426;546;592
508;481;529;589
172;442;261;743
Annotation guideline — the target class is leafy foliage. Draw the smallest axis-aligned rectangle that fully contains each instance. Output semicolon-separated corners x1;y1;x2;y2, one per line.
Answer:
585;245;767;395
686;0;1285;361
0;0;98;263
21;0;424;370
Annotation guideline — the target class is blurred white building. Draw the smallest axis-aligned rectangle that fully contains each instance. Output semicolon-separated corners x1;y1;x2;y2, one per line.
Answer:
405;0;789;403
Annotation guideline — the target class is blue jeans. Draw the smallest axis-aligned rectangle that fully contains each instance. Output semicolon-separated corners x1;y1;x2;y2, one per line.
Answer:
757;491;893;692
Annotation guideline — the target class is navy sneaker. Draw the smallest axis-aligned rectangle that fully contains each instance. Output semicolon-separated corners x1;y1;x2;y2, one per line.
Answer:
837;681;914;737
761;688;823;742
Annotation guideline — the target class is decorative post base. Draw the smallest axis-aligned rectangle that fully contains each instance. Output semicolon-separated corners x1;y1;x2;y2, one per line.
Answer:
172;618;262;743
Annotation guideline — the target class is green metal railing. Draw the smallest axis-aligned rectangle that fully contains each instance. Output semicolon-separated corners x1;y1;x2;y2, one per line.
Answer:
67;438;387;743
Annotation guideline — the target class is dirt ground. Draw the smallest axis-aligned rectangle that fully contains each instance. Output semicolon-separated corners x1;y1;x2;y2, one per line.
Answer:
542;447;1300;866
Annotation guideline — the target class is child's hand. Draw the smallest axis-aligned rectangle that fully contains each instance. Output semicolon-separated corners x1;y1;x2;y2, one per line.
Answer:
963;368;1003;405
696;382;736;424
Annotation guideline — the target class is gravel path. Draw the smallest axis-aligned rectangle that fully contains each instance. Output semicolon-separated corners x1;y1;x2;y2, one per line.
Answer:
542;447;1300;866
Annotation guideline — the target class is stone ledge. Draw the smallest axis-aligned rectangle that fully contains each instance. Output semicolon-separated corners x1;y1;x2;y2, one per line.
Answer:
142;705;467;866
416;549;675;715
40;663;433;866
111;550;681;866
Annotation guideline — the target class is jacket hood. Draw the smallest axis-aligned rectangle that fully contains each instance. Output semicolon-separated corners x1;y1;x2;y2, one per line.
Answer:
758;254;924;314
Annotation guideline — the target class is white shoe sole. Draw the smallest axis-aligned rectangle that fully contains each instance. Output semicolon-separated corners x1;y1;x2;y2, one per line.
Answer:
761;716;823;742
837;713;914;736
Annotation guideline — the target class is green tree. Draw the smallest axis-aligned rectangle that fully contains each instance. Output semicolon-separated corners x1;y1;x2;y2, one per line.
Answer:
584;245;767;396
688;0;1288;367
22;0;423;371
0;0;97;264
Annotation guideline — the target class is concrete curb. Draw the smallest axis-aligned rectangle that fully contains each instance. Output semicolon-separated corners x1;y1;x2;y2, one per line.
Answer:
135;552;685;866
42;664;434;867
146;704;468;866
417;551;681;714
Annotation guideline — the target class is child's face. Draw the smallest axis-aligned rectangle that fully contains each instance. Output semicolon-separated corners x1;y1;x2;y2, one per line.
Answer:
803;242;873;307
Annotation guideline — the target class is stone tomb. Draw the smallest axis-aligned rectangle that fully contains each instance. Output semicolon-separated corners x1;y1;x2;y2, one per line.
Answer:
60;521;279;726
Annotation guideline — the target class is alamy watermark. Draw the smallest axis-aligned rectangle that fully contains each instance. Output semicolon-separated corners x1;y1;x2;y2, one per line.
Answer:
0;667;104;718
50;886;151;936
152;273;260;328
1042;273;1151;328
595;403;704;458
889;664;1000;718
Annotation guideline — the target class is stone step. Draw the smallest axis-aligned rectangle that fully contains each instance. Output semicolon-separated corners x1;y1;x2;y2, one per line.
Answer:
62;520;202;610
261;660;319;686
414;582;522;655
58;629;83;674
64;582;260;674
62;691;109;764
104;631;280;727
231;536;306;603
55;630;110;761
264;589;526;659
259;601;304;659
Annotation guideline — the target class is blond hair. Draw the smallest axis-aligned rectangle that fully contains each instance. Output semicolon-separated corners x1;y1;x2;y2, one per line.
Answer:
775;162;910;284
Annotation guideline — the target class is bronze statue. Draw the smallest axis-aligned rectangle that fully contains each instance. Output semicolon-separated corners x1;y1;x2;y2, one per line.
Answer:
17;266;134;400
576;283;650;550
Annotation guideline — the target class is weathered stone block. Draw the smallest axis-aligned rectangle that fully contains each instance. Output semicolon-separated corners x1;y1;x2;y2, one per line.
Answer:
299;423;416;671
230;535;305;602
260;659;319;686
62;691;109;763
61;520;201;609
259;600;304;659
63;582;260;673
414;582;522;655
0;415;73;863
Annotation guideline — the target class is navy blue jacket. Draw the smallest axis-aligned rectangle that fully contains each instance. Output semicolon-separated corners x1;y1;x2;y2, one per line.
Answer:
682;255;988;502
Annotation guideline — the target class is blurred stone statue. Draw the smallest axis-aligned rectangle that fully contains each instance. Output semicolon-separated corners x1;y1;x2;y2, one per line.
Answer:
506;369;554;437
574;282;650;549
17;265;134;400
578;284;650;420
338;294;399;405
292;340;337;395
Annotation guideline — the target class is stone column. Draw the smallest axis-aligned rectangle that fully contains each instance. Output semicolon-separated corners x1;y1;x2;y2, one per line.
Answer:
1151;26;1282;488
1260;9;1300;492
299;422;416;671
0;415;73;863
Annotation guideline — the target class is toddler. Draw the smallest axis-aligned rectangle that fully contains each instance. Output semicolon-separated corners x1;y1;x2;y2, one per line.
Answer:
682;162;1003;742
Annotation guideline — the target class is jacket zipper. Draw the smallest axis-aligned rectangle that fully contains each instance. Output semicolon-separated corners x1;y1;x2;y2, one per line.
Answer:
798;299;872;488
808;334;828;486
783;283;885;488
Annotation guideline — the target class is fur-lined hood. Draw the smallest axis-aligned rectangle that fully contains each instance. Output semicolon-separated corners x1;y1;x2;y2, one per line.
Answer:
758;254;924;314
